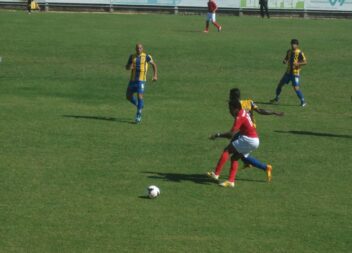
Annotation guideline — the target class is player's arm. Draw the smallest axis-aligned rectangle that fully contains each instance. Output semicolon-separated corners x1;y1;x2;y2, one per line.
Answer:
150;60;158;81
209;130;239;140
295;52;307;67
213;3;218;12
254;108;284;116
146;54;158;81
125;55;133;70
283;50;289;64
210;116;241;140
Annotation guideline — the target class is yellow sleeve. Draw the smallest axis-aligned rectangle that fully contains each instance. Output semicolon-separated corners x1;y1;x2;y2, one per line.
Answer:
299;51;306;62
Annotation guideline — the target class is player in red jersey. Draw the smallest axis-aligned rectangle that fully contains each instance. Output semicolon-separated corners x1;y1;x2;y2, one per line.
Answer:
207;100;260;188
204;0;222;33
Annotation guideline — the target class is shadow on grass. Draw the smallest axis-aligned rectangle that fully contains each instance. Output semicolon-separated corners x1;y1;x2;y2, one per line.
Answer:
275;130;352;139
254;101;298;107
236;178;267;183
142;171;267;185
174;29;203;33
142;171;213;185
138;196;151;199
63;115;135;124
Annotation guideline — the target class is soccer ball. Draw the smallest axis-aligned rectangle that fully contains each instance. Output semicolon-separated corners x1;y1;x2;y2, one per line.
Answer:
147;185;160;199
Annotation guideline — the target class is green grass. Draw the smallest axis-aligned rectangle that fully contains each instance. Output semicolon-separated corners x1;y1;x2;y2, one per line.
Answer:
0;11;351;253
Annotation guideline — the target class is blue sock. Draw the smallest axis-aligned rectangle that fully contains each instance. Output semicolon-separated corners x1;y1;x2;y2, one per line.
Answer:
137;98;144;115
295;89;304;103
275;86;282;100
129;96;137;107
242;156;267;171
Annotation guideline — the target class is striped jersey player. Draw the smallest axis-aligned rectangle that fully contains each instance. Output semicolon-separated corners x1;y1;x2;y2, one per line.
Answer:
125;43;158;123
271;39;308;106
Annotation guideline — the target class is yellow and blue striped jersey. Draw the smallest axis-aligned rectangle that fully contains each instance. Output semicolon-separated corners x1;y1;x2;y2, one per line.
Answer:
127;53;153;82
285;49;306;75
240;99;258;128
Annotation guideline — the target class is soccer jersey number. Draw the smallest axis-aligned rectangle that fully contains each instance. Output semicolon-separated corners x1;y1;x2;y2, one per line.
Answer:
245;112;254;127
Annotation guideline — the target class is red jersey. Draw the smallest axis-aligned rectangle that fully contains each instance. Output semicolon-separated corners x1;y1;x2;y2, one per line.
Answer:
208;1;217;12
231;109;258;138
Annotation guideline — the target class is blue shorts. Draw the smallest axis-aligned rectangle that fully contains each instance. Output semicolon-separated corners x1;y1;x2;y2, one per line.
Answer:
127;81;145;94
280;73;300;87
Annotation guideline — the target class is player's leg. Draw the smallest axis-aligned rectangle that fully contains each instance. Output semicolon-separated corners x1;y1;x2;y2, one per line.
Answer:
292;75;306;106
271;73;288;103
126;82;137;106
242;156;272;182
208;133;241;180
219;147;242;188
242;156;267;170
260;2;264;17
219;135;260;187
135;82;145;123
211;13;222;32
27;0;32;13
204;13;210;32
207;147;230;180
264;1;270;18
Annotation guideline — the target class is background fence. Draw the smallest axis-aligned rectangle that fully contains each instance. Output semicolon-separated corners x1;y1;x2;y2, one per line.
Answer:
0;0;351;12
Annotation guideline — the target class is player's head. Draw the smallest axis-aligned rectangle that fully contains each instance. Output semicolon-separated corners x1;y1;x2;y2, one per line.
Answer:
229;88;241;101
228;99;242;117
291;39;299;49
135;43;144;55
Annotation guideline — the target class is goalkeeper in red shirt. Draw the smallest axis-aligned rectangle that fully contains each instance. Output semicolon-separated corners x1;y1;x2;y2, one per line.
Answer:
204;0;222;33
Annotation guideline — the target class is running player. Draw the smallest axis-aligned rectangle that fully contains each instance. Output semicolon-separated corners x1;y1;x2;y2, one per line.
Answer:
270;39;307;106
125;43;158;123
207;100;260;188
204;0;222;33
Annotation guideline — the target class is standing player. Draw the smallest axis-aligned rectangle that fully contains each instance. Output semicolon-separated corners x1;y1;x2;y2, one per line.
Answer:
259;0;270;18
125;43;158;123
230;88;282;178
27;0;32;14
204;0;222;33
270;39;307;106
207;100;260;188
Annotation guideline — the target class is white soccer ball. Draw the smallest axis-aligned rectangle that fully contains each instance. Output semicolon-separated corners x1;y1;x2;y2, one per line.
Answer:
147;185;160;199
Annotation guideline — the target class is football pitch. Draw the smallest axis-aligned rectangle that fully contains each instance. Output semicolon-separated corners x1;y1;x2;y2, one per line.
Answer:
0;10;351;252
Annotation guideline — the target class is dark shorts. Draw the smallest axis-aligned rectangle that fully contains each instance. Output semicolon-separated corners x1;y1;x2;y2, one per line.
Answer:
280;73;300;87
127;81;145;94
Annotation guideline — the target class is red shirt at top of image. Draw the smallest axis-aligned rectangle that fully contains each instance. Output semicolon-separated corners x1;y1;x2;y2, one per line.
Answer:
208;0;217;12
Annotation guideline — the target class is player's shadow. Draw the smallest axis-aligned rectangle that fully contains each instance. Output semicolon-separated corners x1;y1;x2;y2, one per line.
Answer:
142;171;267;184
254;101;297;107
62;115;135;124
142;171;213;185
275;130;352;139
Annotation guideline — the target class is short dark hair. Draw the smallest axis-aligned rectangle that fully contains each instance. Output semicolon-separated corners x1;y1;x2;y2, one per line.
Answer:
228;99;242;110
229;88;241;101
291;39;299;45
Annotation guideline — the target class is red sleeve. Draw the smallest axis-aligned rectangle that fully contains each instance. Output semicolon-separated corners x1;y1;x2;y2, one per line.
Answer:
231;115;243;132
212;2;217;10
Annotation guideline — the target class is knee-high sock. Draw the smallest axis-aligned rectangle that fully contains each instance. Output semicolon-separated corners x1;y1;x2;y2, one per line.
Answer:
295;89;305;102
242;156;267;171
205;21;209;30
212;21;220;29
215;150;229;176
229;159;239;182
137;97;144;114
